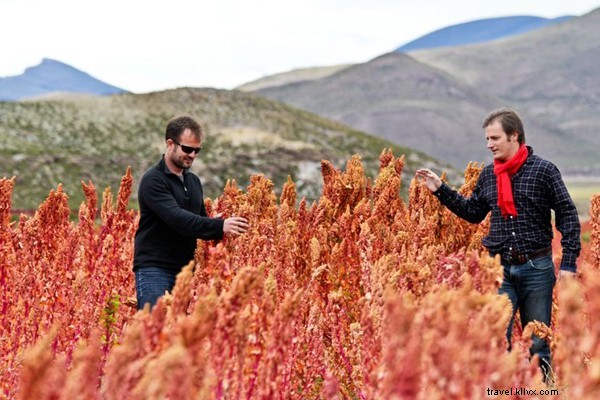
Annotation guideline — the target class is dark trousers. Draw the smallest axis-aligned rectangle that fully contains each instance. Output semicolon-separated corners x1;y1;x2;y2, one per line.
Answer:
135;267;179;310
499;254;556;378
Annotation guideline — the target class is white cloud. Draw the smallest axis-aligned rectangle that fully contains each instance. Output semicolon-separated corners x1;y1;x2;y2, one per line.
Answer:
1;0;598;92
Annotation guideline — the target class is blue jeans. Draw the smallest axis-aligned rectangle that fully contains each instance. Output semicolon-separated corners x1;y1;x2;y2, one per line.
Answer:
135;267;179;310
499;254;556;377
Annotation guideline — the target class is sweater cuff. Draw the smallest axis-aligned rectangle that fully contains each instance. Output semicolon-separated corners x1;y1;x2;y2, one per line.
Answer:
216;218;225;240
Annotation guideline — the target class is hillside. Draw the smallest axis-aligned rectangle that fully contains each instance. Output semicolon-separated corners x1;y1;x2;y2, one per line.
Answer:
0;88;454;211
0;58;127;101
252;8;600;174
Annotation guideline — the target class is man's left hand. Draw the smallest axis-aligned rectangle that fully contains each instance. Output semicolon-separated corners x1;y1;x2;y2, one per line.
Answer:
559;270;576;281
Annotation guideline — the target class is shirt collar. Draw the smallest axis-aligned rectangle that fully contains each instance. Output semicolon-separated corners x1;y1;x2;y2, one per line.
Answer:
524;146;534;163
159;155;188;176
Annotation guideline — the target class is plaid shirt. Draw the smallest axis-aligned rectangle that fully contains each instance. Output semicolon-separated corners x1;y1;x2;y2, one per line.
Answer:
434;146;581;272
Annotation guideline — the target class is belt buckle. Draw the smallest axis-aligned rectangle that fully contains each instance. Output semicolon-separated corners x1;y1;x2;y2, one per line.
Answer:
513;251;527;264
508;250;527;265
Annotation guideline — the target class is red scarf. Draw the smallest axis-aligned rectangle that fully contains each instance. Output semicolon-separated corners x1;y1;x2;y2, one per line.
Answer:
493;144;528;218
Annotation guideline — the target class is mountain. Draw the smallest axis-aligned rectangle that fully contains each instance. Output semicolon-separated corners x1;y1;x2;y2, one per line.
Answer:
256;52;501;167
0;88;455;211
409;7;600;172
237;14;571;93
0;58;127;101
396;15;572;52
252;8;600;174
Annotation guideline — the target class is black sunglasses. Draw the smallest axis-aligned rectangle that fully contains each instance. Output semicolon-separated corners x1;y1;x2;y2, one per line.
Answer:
172;139;203;154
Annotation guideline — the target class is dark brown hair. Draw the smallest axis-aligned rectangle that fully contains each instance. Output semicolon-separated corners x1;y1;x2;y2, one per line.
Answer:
482;108;525;144
165;115;204;142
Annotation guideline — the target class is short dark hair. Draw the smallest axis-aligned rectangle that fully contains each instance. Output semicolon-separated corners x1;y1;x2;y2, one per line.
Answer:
165;115;204;142
482;108;525;144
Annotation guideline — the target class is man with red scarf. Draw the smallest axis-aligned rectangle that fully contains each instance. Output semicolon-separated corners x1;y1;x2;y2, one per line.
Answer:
416;108;581;382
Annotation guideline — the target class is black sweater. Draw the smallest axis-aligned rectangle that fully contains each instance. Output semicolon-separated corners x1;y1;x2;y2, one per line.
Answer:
133;156;224;271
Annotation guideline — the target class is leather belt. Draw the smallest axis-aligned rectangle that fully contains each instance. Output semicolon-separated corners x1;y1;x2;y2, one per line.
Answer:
495;246;552;265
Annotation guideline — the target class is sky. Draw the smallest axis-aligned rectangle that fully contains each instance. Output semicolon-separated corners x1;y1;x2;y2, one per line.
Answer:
1;0;599;93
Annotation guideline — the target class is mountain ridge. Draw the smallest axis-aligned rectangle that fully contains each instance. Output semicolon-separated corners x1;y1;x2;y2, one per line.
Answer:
0;58;127;101
396;15;572;52
237;14;574;92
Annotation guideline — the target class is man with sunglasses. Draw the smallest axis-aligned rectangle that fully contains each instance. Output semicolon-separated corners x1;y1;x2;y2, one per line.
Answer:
133;115;249;310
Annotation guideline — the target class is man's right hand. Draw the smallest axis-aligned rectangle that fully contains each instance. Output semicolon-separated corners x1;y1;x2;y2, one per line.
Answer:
415;169;443;192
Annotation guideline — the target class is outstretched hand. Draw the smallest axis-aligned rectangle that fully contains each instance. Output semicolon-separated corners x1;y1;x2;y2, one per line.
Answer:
415;169;442;192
